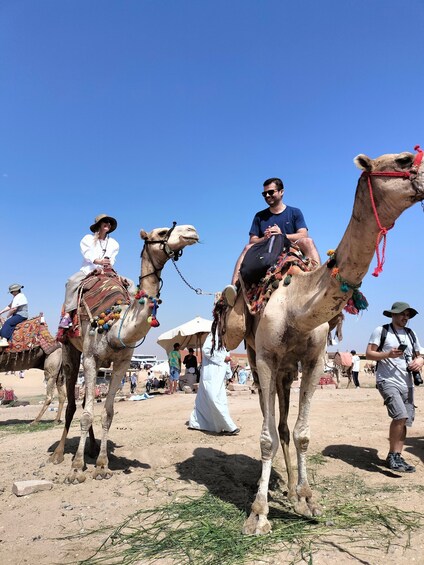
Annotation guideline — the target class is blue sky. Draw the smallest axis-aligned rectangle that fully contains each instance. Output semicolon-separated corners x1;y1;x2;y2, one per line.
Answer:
1;1;424;357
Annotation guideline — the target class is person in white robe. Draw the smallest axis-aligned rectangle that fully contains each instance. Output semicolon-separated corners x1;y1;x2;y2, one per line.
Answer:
188;333;239;434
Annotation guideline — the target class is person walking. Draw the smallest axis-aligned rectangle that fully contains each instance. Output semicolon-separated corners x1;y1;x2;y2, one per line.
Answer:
366;301;424;473
351;350;361;388
188;332;239;435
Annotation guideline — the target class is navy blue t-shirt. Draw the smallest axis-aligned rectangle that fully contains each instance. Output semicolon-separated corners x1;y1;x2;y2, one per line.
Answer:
249;205;307;238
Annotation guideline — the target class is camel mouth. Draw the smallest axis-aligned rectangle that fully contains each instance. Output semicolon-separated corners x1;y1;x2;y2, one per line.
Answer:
181;235;199;245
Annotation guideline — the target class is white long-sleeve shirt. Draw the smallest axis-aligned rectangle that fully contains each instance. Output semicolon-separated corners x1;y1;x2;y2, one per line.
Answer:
79;234;119;275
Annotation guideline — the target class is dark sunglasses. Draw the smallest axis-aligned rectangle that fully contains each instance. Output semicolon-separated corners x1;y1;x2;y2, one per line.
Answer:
262;189;279;197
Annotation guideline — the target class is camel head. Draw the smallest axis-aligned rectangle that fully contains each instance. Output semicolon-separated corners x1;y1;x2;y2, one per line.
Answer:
353;149;424;226
140;223;199;263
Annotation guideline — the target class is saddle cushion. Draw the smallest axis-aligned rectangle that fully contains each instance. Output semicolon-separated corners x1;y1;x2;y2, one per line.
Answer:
2;316;59;355
62;270;131;340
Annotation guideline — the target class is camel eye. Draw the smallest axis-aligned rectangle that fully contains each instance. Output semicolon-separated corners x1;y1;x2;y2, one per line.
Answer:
157;229;168;237
395;154;414;169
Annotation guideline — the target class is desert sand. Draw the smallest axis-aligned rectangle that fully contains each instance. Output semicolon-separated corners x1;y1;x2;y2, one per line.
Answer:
0;368;423;565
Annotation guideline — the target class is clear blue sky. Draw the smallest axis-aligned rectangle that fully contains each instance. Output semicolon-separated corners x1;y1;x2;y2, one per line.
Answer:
1;1;424;357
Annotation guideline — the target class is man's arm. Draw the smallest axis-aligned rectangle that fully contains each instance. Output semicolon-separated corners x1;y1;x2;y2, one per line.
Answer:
366;343;403;361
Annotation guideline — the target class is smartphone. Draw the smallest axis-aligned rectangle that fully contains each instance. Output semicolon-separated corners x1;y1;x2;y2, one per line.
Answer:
398;344;408;352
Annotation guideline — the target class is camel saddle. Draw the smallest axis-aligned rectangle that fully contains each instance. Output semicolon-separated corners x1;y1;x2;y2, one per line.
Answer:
213;244;316;351
63;269;131;339
0;315;60;356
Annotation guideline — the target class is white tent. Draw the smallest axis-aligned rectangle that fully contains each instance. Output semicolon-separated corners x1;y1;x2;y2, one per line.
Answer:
157;316;212;354
152;361;170;375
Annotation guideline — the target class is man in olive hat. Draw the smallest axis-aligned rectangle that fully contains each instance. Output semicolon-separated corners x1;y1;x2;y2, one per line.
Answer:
366;302;424;473
0;284;29;347
58;214;120;329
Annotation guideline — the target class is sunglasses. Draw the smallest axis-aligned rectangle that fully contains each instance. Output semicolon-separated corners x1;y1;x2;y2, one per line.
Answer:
261;189;280;197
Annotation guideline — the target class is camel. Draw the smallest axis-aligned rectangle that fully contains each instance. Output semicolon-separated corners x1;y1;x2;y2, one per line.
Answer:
50;224;199;484
0;343;64;425
219;148;424;535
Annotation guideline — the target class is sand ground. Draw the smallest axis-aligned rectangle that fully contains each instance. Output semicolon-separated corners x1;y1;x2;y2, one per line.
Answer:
0;369;423;565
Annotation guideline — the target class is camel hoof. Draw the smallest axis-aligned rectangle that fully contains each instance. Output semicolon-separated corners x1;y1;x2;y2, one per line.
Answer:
294;500;321;518
242;512;271;536
64;469;86;484
92;467;113;480
50;452;64;465
29;420;39;427
54;419;63;425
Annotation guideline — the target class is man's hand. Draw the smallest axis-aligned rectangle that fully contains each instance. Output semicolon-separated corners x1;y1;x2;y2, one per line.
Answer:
264;224;282;238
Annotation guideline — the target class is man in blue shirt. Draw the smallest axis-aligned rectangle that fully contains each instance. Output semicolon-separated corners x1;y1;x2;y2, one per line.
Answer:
224;177;320;306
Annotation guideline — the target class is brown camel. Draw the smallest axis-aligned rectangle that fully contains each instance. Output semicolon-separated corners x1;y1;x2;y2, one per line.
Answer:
221;148;424;535
0;344;64;425
50;224;199;484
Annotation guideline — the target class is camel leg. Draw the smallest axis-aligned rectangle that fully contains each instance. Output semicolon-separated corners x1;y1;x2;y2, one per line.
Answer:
276;373;297;504
243;356;279;536
292;351;324;518
31;347;63;425
65;354;97;484
50;344;80;465
92;369;125;480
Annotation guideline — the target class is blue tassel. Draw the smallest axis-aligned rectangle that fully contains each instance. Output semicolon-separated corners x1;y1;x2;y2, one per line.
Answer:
340;282;349;293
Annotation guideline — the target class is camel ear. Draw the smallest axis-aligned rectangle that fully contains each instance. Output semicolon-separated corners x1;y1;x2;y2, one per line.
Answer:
395;152;414;169
354;154;372;171
140;229;148;240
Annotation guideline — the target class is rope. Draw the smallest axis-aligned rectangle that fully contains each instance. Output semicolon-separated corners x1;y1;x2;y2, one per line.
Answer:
171;258;214;295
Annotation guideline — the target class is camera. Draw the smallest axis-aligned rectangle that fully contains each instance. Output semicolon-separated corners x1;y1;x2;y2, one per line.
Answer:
413;371;423;386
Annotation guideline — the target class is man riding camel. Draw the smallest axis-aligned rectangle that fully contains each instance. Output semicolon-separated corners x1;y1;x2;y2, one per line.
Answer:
223;177;320;306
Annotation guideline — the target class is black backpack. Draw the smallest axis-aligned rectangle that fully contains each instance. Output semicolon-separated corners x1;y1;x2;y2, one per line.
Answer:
240;234;290;285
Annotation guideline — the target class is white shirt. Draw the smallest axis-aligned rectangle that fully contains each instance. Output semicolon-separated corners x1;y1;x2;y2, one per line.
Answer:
368;325;421;390
352;355;360;372
11;292;28;318
79;234;119;275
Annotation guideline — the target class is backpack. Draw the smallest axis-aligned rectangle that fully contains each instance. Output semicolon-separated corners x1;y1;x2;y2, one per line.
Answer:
239;234;290;285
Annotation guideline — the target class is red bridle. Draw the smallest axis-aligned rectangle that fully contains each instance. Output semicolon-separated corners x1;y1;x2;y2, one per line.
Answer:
361;145;423;277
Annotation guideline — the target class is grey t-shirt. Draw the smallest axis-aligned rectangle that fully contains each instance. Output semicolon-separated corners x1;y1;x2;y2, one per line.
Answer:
368;325;421;391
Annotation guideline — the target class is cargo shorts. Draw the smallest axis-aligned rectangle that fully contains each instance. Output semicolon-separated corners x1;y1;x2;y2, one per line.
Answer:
377;380;415;427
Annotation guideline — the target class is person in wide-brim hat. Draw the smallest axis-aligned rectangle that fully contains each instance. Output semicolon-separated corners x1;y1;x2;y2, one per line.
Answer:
90;214;117;234
58;213;121;329
383;301;418;318
8;283;24;293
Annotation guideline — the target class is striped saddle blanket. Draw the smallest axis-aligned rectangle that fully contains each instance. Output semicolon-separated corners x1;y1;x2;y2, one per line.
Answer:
77;269;131;322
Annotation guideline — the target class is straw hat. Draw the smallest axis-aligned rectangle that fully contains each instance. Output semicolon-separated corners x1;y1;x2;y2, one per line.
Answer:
90;214;117;233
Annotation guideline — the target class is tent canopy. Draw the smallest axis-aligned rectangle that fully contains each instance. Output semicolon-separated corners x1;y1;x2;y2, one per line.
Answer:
157;316;212;354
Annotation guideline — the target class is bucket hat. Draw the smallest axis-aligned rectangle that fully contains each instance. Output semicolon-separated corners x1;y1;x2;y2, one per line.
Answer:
9;283;24;293
383;301;418;318
90;214;117;233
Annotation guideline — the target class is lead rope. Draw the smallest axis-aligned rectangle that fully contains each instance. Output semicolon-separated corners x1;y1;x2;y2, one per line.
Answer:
171;257;214;295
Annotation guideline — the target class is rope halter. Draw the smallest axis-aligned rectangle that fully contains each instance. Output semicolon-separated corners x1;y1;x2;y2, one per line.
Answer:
361;145;423;277
139;221;183;291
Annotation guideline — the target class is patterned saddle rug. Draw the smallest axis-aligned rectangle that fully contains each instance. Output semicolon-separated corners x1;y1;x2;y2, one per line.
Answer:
212;244;316;351
241;244;316;315
61;269;131;340
1;315;60;355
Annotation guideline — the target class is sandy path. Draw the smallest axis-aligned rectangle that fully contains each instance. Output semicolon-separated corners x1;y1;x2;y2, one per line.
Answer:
0;371;423;564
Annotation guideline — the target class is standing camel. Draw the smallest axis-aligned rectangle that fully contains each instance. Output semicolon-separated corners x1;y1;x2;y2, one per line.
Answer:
219;148;424;535
50;224;199;484
0;343;64;425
